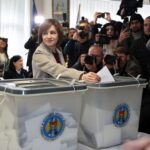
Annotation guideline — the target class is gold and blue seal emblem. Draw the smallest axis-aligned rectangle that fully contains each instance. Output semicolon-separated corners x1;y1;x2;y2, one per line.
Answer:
41;112;65;140
113;103;130;127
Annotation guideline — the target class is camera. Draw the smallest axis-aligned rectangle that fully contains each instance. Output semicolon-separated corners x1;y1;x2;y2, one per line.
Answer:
84;55;97;65
97;12;105;18
79;31;88;39
104;55;117;65
76;25;88;39
99;34;110;45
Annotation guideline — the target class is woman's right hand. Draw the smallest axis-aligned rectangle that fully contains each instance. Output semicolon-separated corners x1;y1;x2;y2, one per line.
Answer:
81;72;100;83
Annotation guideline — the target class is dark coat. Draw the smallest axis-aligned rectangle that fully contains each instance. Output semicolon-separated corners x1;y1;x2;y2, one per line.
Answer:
24;37;38;71
4;68;29;79
130;34;150;79
64;39;92;67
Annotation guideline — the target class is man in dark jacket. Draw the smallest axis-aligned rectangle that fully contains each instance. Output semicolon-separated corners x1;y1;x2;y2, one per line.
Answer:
130;16;150;80
118;13;144;50
24;26;39;77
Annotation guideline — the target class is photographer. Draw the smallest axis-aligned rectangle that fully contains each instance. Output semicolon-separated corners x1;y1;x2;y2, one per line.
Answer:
24;26;39;77
91;12;111;42
118;13;144;50
103;54;118;75
113;47;142;77
64;22;92;68
73;44;103;73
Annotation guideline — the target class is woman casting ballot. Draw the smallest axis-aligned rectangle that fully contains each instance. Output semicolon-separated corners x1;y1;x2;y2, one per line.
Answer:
32;19;100;83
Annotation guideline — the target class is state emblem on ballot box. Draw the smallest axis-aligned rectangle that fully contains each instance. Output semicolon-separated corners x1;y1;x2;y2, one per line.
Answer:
41;112;65;140
113;103;130;127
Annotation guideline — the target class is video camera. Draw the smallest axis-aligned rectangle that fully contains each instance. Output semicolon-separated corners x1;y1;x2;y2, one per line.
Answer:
84;55;97;65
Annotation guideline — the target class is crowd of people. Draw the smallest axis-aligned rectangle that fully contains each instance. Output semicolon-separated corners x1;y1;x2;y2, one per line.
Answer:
1;12;150;82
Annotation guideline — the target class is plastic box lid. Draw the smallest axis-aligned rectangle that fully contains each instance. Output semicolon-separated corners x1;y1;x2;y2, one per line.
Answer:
87;76;147;88
0;78;87;95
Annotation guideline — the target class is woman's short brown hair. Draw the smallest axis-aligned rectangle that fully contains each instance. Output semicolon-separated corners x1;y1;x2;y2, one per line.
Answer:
38;19;64;47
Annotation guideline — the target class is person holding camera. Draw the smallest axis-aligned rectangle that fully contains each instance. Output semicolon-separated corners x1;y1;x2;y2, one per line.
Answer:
24;26;39;77
63;23;92;68
118;13;144;50
103;54;118;75
73;44;103;73
113;47;142;77
60;27;77;60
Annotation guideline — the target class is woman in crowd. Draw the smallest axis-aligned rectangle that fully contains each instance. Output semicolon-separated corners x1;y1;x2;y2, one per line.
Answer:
4;55;28;79
100;22;119;55
32;19;100;83
0;37;9;77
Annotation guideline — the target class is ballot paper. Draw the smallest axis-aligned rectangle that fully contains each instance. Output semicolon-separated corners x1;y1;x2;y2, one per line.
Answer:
97;66;115;83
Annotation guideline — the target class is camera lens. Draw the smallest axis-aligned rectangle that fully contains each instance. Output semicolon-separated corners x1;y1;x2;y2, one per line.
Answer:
84;55;96;65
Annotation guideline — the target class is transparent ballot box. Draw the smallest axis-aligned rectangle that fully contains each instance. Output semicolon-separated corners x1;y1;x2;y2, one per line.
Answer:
0;78;86;150
79;76;147;149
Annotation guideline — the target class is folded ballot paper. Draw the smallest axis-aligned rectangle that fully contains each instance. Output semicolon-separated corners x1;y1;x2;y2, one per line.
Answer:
79;101;139;148
23;107;78;150
80;103;121;148
97;66;115;83
0;101;79;150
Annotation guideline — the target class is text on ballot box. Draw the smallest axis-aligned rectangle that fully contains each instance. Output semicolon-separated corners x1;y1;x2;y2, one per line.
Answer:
0;78;87;150
79;76;147;149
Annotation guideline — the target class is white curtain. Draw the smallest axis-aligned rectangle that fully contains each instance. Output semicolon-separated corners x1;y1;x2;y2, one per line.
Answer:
70;0;150;28
70;0;121;28
0;0;31;68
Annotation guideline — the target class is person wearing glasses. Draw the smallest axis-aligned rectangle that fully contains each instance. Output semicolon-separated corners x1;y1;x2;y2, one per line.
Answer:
73;44;103;73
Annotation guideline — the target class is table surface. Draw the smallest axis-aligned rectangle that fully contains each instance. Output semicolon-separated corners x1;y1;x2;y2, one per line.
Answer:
78;132;150;150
